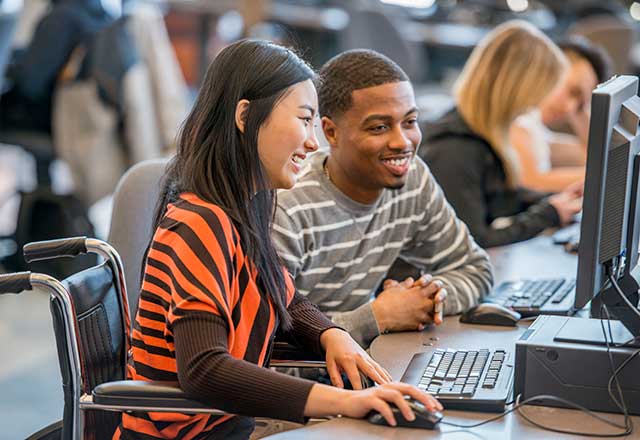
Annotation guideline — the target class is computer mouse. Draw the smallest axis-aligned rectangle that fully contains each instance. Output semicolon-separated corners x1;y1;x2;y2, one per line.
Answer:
367;397;443;429
459;303;521;326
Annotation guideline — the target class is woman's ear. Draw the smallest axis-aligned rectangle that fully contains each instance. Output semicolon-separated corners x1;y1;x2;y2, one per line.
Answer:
235;99;250;133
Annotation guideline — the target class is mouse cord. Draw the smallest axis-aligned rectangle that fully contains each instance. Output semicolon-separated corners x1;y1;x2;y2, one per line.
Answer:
440;394;632;437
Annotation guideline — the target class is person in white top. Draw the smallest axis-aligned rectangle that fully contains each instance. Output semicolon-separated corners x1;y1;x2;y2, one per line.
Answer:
511;37;612;193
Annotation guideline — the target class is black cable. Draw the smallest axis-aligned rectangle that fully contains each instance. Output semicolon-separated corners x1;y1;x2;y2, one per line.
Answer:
598;300;631;432
607;266;640;320
514;395;632;437
599;297;627;415
440;394;632;436
602;267;639;435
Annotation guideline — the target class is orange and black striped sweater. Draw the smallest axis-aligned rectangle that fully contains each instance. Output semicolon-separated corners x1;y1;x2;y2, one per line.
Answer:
115;193;337;440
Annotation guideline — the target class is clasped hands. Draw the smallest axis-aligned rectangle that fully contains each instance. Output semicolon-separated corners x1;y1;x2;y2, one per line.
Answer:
318;274;446;390
372;274;447;333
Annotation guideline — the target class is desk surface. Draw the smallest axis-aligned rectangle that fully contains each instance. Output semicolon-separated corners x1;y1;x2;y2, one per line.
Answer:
266;236;639;439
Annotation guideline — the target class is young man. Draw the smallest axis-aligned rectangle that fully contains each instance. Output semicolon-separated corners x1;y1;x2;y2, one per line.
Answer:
272;50;493;347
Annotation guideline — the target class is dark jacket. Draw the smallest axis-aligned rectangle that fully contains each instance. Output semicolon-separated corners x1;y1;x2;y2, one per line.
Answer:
420;107;560;248
1;0;112;133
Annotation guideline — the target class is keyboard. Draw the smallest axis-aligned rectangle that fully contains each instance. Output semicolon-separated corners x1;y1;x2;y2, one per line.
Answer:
483;278;576;317
401;348;513;412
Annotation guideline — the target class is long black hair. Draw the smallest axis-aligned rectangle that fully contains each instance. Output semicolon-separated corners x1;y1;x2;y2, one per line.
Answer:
148;39;315;329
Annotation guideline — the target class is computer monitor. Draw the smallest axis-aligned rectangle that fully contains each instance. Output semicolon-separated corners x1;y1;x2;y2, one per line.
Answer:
575;75;640;337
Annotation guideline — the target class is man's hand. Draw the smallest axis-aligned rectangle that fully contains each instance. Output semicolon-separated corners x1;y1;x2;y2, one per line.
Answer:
371;275;447;333
320;328;392;389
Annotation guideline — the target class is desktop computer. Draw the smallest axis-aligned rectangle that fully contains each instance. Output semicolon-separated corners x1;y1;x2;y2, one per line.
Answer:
400;75;640;415
513;74;640;414
514;314;640;415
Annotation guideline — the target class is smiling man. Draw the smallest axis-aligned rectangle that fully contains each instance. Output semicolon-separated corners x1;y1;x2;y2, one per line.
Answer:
272;50;493;348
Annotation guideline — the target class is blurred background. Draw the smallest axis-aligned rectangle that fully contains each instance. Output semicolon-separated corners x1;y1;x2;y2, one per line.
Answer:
1;0;640;438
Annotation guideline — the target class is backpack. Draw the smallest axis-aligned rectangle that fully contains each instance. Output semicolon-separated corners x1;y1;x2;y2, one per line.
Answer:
2;187;97;279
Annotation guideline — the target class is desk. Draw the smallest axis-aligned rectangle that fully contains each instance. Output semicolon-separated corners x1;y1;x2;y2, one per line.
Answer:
266;236;639;439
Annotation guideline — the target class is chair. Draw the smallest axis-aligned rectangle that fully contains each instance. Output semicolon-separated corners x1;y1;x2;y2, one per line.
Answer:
0;237;227;440
339;6;425;81
107;157;169;317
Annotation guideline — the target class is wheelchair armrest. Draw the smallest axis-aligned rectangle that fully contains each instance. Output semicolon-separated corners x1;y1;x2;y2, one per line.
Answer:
270;341;326;368
92;380;215;410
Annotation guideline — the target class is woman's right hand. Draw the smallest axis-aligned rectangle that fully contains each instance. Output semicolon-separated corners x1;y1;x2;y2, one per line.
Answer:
304;382;443;427
337;382;443;426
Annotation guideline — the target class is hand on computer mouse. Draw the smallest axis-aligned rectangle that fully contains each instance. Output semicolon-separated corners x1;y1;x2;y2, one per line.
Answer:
332;382;443;427
367;396;444;429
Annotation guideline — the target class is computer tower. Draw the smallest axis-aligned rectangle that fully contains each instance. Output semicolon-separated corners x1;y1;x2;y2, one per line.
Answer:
514;315;640;415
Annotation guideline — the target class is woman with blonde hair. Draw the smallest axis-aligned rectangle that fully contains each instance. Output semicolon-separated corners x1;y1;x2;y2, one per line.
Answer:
420;20;582;248
510;37;613;192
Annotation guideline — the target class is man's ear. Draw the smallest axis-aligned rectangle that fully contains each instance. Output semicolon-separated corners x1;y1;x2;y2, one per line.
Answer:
322;116;339;148
235;99;250;133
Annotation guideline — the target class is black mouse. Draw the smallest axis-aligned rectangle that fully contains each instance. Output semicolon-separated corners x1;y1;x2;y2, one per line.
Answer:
459;303;521;326
367;397;443;429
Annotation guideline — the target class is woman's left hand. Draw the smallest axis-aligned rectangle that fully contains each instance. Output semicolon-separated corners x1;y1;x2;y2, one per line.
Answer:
320;328;392;389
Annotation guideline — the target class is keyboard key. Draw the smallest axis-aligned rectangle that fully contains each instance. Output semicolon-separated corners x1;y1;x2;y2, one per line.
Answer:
463;386;476;396
439;389;464;397
434;371;447;380
428;353;443;368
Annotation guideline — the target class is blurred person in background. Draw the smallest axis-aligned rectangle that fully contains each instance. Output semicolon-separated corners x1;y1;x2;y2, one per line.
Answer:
420;21;583;249
510;37;613;193
0;0;113;134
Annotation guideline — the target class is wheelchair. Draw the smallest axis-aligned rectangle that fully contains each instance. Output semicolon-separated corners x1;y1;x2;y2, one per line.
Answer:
0;236;327;440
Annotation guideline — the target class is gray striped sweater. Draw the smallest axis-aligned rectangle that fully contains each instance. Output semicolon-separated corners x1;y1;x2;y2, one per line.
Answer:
273;151;493;346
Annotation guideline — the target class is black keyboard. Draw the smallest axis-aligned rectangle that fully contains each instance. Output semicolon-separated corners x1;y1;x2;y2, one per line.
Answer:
484;278;576;317
401;348;513;412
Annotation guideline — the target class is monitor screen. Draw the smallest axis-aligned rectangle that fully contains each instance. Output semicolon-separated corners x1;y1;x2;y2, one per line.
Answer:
575;75;640;314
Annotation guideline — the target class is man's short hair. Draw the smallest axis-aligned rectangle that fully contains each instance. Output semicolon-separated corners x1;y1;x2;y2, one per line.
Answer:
557;36;613;83
318;49;409;119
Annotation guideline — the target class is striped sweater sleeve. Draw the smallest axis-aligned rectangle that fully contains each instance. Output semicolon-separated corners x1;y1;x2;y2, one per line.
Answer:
173;312;315;422
398;163;494;315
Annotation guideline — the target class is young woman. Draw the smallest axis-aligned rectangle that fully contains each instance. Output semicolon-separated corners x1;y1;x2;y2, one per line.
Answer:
420;21;583;249
114;39;441;440
511;37;613;192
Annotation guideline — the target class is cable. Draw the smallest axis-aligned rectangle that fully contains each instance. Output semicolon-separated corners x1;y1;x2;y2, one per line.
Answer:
599;301;632;432
440;394;632;436
607;266;640;320
515;395;632;437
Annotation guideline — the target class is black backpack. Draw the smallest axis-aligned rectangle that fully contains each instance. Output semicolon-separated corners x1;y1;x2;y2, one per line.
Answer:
2;188;97;279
